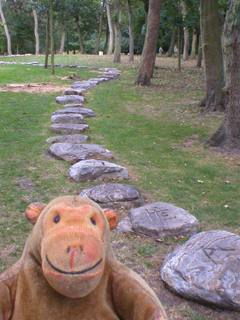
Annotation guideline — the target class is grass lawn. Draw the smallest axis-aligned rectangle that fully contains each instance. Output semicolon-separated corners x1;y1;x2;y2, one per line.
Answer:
0;54;240;320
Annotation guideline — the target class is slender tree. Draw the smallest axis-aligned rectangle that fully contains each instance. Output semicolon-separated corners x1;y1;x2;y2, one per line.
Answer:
181;1;189;61
113;0;121;63
106;0;114;54
59;25;65;54
199;0;225;112
207;0;240;150
167;27;176;57
50;0;54;74
94;0;103;54
45;10;49;69
33;8;39;55
190;29;197;58
0;0;12;55
75;14;85;54
135;0;162;85
126;0;134;61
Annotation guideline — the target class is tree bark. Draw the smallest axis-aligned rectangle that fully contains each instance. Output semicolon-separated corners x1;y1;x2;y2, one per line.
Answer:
196;35;202;68
126;0;134;62
181;1;189;61
75;15;85;54
113;0;121;63
50;0;54;74
207;0;240;149
103;29;109;54
44;11;49;69
190;30;197;58
0;0;12;55
94;0;103;54
33;9;39;55
135;0;162;85
106;0;114;55
59;25;65;54
199;0;225;112
167;27;176;57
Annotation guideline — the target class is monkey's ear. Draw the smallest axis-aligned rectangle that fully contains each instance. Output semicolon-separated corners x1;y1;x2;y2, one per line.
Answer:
25;202;46;225
103;209;119;230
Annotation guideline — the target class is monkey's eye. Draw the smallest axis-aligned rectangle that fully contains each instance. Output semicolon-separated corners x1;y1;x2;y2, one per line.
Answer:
54;215;60;223
90;217;96;225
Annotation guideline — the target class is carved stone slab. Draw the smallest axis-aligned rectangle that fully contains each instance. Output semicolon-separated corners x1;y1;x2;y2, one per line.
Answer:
50;123;89;134
51;108;96;118
51;114;87;125
79;183;144;209
55;95;85;105
64;88;86;95
46;134;89;144
48;143;113;163
71;81;94;90
68;160;129;182
125;202;200;238
161;230;240;311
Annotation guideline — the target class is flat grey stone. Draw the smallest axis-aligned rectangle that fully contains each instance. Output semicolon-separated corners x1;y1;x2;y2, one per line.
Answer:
46;134;89;144
68;160;129;182
64;88;86;95
117;217;134;233
71;81;93;90
51;114;87;125
161;230;240;311
79;183;144;209
50;123;89;134
127;202;200;238
64;103;84;108
51;108;96;118
55;95;85;105
48;143;113;163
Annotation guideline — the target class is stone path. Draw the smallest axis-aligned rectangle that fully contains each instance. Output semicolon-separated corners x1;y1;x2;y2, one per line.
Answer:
3;59;237;312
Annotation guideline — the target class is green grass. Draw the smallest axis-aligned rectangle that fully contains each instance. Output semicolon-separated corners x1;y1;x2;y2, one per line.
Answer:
1;54;240;320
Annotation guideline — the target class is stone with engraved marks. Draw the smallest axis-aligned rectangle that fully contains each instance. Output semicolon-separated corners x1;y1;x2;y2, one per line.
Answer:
161;230;240;311
79;183;144;209
118;202;200;238
68;160;129;182
48;143;113;163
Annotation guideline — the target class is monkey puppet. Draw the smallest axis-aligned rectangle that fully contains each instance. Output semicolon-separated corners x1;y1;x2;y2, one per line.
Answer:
0;196;168;320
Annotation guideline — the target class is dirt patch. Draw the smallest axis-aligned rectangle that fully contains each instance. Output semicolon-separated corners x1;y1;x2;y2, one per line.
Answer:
0;83;68;93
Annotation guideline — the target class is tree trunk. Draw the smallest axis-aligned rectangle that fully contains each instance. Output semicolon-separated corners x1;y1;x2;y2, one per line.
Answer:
50;0;54;75
59;26;65;54
190;30;197;58
181;1;189;61
178;24;181;71
126;0;134;62
103;29;109;54
0;0;12;55
75;15;85;54
44;12;49;69
135;0;162;85
196;35;202;68
33;9;39;55
167;27;176;57
106;0;114;55
207;0;240;149
199;0;225;112
94;0;103;54
113;0;121;63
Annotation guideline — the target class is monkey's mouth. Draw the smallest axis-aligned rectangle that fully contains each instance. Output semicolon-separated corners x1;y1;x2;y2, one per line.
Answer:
46;255;103;275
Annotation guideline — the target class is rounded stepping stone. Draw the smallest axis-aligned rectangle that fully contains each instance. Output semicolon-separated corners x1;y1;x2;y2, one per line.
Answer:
55;95;85;105
46;134;89;144
51;114;87;125
68;160;129;182
71;81;93;90
50;123;89;134
64;88;86;95
51;108;96;118
117;202;200;238
48;143;113;163
161;230;240;311
79;183;144;209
